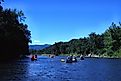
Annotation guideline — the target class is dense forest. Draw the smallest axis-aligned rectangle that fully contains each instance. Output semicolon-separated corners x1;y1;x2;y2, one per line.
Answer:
0;0;31;61
39;22;121;57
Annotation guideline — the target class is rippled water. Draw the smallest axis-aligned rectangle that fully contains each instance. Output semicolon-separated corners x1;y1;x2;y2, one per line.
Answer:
0;56;121;81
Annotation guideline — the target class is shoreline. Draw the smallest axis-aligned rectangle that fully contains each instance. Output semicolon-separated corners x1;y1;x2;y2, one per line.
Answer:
39;54;121;59
84;56;121;59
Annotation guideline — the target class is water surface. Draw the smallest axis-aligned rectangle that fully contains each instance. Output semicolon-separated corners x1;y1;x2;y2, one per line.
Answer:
0;56;121;81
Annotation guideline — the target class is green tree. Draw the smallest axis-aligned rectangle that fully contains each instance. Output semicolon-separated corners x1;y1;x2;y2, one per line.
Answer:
103;22;121;56
88;32;104;55
0;5;31;60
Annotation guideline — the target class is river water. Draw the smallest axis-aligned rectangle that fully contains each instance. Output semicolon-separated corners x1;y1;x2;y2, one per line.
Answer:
0;56;121;81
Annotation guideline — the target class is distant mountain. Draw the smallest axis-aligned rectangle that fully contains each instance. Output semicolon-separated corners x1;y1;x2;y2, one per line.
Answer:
29;44;51;50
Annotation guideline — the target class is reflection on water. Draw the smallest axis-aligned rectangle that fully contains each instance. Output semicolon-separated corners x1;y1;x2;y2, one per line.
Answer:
0;56;121;81
0;59;29;81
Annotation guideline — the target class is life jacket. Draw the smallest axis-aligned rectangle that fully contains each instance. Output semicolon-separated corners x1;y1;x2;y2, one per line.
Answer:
31;55;35;60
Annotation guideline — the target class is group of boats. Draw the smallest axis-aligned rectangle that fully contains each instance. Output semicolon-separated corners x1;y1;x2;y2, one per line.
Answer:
61;55;84;63
31;54;84;63
31;54;55;61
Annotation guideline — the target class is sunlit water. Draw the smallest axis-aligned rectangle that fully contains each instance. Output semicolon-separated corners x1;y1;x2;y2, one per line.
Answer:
0;56;121;81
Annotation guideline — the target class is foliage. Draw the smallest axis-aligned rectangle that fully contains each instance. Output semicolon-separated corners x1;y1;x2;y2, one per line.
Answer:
40;22;121;57
0;2;31;60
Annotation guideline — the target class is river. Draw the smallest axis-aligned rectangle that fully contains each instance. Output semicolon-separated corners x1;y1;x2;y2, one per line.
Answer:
0;56;121;81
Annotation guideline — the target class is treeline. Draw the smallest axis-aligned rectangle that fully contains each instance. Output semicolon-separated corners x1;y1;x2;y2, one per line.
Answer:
40;22;121;57
0;1;31;60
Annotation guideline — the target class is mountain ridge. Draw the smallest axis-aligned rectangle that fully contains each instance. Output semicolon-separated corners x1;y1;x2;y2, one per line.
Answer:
29;44;51;50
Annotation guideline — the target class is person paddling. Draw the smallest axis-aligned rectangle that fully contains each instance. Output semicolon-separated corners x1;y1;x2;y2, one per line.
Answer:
31;55;35;61
35;55;37;59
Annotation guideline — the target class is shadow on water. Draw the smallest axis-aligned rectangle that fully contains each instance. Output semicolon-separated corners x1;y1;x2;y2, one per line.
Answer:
0;56;121;81
0;57;30;81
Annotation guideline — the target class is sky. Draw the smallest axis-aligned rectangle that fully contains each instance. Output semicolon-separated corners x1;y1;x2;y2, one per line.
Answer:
2;0;121;45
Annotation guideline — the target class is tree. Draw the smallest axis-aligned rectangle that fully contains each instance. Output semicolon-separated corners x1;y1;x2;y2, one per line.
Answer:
0;7;31;60
109;22;121;51
88;32;104;55
103;22;121;56
88;32;97;54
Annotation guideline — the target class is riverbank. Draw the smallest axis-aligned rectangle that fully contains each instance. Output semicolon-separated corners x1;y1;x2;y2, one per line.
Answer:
40;53;121;59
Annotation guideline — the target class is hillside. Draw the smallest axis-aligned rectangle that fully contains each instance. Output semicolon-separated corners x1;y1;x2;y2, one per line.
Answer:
29;44;50;50
40;22;121;57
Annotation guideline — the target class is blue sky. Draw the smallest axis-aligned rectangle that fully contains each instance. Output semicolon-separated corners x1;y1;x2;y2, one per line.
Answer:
2;0;121;45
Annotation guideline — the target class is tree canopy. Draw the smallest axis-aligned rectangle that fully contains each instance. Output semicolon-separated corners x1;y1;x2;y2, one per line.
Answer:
0;1;31;61
40;22;121;57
